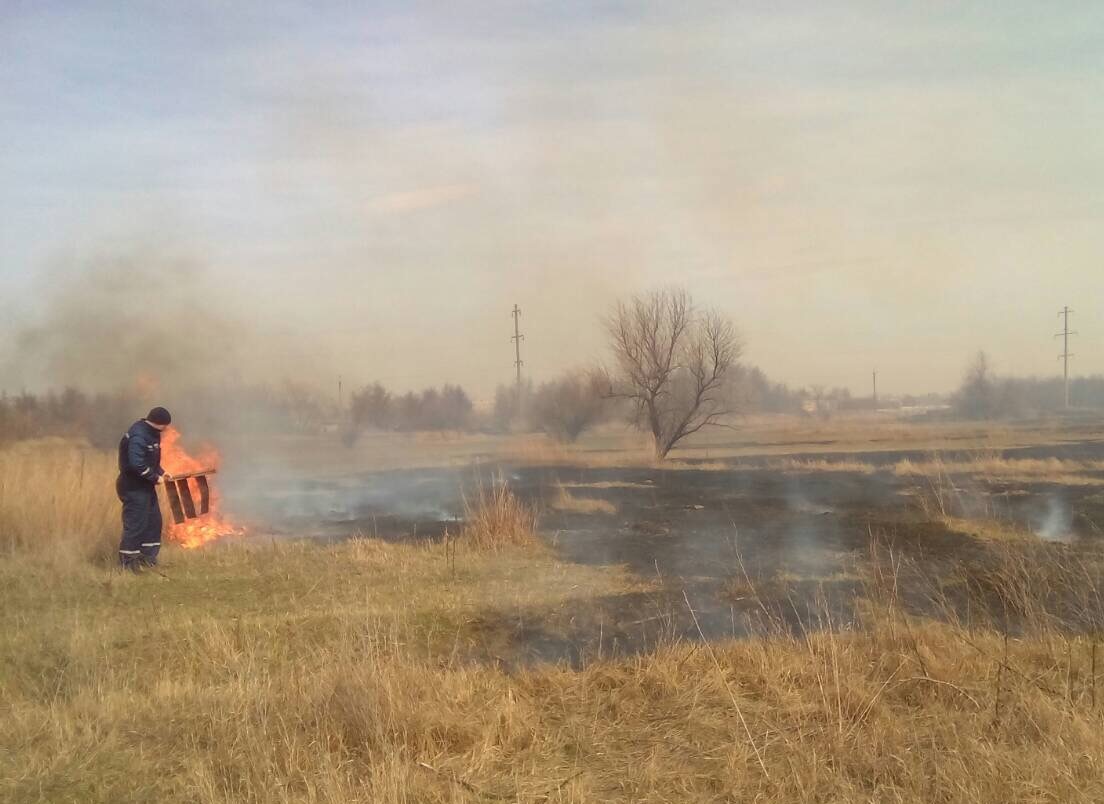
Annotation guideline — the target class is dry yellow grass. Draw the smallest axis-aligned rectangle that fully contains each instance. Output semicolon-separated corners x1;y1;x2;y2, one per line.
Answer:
502;434;731;471
938;515;1036;542
774;457;877;474
458;477;540;550
227;416;1104;476
500;432;654;467
6;438;1104;801
0;438;118;563
763;453;1104;488
4;536;1104;802
895;455;1104;486
549;482;618;514
561;481;654;490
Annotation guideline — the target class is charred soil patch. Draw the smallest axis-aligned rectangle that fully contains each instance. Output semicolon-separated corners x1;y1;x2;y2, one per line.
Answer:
236;439;1104;663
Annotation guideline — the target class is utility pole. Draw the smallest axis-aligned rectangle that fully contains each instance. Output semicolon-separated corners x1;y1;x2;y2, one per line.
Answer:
872;369;877;407
337;375;343;410
511;304;524;415
1055;307;1076;409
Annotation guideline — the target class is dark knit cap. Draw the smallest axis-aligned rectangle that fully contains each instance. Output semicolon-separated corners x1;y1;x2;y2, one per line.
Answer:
147;406;172;426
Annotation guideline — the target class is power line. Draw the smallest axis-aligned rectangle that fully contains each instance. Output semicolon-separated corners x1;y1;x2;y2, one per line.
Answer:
1055;306;1077;409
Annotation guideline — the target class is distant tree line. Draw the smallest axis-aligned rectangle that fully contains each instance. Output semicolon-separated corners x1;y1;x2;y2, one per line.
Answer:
954;351;1104;419
0;388;136;448
731;366;808;414
30;309;1097;454
0;382;339;448
347;376;610;442
0;288;899;456
348;383;474;433
0;361;870;451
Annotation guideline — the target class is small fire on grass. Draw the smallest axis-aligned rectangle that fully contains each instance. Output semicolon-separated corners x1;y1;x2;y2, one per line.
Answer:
161;428;245;549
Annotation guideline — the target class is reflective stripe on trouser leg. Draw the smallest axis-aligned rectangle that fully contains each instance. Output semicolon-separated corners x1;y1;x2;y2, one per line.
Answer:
140;495;163;565
120;486;158;567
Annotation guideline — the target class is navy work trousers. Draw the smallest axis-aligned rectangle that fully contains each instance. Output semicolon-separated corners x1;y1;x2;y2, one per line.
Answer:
117;479;162;568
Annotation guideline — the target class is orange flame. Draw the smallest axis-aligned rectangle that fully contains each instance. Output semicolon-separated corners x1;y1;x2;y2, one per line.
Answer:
160;428;244;549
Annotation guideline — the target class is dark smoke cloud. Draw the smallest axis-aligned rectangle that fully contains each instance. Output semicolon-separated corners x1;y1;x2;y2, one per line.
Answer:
5;246;245;394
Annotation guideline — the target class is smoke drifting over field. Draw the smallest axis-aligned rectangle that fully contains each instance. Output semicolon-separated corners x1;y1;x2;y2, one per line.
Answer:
7;250;234;392
2;245;342;397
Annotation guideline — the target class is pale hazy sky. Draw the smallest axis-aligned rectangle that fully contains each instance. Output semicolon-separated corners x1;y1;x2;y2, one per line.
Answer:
2;2;1103;397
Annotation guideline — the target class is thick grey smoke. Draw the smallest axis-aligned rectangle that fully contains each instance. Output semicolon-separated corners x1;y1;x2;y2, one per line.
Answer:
6;248;240;393
2;243;342;399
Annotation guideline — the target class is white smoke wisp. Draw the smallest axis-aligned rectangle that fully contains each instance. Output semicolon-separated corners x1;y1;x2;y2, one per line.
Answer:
1035;494;1073;542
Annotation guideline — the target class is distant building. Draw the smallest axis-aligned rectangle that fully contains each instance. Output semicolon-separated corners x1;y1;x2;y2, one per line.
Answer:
801;398;838;416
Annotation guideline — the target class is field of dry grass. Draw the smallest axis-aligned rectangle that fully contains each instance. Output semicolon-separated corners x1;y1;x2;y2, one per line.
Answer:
4;437;1104;802
5;537;1104;802
227;414;1104;477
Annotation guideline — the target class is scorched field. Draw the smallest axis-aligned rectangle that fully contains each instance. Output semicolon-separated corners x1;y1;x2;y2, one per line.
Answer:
4;416;1104;803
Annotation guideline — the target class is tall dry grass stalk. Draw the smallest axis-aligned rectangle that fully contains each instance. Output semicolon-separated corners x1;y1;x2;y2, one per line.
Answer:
775;457;876;474
550;482;618;514
0;439;117;563
501;433;653;467
895;454;1104;486
459;476;539;550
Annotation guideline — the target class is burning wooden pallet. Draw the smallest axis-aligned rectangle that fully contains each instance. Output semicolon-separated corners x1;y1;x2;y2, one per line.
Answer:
162;469;216;524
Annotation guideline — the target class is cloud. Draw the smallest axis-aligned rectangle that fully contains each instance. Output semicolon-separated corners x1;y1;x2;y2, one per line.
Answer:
369;183;479;215
4;3;1104;396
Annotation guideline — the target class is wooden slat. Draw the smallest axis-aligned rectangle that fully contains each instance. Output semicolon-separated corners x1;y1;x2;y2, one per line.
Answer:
196;475;210;515
164;481;186;524
163;468;217;481
176;479;198;518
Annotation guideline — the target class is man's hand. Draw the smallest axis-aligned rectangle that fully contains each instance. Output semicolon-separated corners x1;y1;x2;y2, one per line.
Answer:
157;473;173;485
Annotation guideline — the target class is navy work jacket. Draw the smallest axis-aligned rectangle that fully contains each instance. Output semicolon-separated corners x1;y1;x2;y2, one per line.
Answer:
117;420;165;491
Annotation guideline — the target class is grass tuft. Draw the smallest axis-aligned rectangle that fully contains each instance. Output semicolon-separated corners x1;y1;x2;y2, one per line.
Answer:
550;482;618;514
459;476;539;550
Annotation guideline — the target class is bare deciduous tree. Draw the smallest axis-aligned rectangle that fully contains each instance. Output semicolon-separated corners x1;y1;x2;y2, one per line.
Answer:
955;350;996;420
602;288;741;459
350;382;394;430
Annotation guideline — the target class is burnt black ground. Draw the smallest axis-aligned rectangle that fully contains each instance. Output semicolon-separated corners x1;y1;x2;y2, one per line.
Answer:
235;439;1104;665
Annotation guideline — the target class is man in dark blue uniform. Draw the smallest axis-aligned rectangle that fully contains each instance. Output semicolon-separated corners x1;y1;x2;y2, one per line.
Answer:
116;407;173;569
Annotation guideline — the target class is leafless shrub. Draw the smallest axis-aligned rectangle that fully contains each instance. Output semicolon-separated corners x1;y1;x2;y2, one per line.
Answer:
601;288;741;459
530;370;607;443
954;351;997;420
